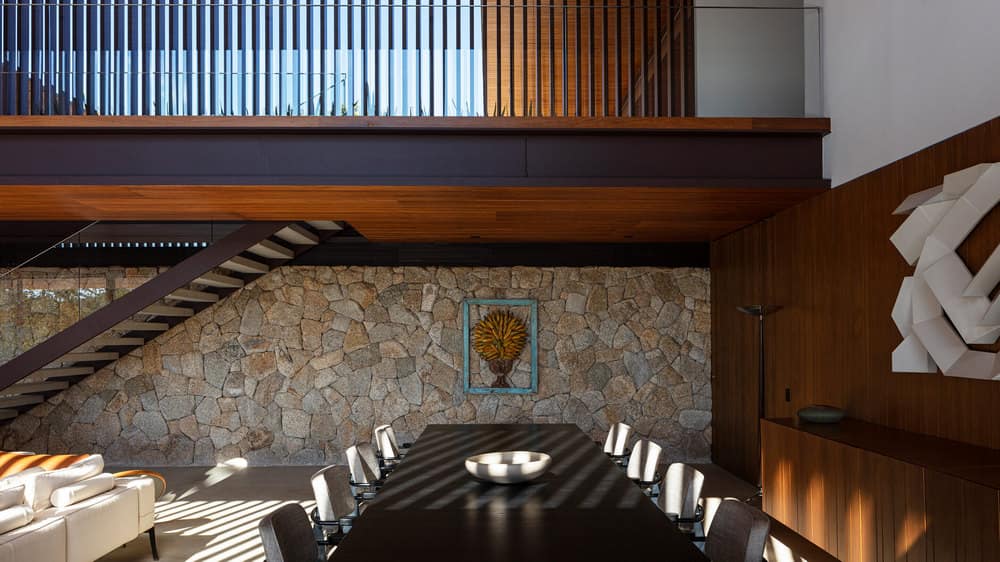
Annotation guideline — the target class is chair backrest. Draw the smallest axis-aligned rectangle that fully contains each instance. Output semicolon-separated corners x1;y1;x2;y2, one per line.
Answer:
258;503;319;562
374;424;401;461
658;462;705;519
603;422;632;456
346;443;382;485
309;465;355;522
625;439;663;483
704;499;771;562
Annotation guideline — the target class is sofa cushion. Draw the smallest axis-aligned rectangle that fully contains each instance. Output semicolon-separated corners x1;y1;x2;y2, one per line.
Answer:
44;485;140;562
0;506;33;535
0;468;43;507
0;468;42;492
0;511;66;562
28;455;104;511
0;487;24;511
50;474;114;508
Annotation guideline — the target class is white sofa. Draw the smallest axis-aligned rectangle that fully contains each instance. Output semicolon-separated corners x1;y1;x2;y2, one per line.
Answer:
0;454;157;562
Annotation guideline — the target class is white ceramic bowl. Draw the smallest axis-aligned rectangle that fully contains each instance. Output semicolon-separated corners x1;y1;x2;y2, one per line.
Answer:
464;450;552;484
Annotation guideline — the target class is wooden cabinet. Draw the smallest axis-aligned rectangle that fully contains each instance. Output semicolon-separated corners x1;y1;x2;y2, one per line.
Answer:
762;418;1000;562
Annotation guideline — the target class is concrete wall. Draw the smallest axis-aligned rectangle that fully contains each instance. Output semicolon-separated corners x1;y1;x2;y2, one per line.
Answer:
0;266;712;467
819;0;1000;186
695;0;809;117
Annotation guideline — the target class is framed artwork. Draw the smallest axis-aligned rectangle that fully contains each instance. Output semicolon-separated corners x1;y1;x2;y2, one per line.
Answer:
462;298;538;394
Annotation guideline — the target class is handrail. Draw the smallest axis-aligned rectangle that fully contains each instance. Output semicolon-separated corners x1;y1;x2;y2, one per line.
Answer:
0;221;99;280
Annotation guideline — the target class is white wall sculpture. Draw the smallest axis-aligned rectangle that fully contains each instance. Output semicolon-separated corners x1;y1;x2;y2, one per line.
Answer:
890;163;1000;380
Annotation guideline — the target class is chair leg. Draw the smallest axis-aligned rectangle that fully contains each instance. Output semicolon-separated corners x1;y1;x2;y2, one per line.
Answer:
147;527;160;561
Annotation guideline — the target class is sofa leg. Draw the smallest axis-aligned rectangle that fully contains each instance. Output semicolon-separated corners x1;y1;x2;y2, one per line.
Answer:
147;528;160;561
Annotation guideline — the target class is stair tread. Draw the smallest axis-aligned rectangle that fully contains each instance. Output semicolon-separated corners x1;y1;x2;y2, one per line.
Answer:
0;410;17;421
117;320;170;332
5;381;69;395
58;351;119;363
247;239;294;260
219;256;269;275
194;272;244;289
91;337;145;347
139;304;194;317
307;221;343;231
0;395;43;408
34;367;95;379
276;224;320;245
166;288;220;303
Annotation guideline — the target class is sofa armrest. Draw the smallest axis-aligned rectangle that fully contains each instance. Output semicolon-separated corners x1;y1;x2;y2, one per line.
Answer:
115;476;156;531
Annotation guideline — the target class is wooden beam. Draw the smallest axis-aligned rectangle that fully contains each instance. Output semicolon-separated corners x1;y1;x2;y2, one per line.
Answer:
0;115;831;134
0;185;825;242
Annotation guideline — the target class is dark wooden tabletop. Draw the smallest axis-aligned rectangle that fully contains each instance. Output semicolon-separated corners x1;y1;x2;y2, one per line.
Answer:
331;423;709;561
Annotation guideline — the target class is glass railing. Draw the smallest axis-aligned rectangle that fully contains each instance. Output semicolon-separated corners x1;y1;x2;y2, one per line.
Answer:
0;2;822;118
0;222;217;366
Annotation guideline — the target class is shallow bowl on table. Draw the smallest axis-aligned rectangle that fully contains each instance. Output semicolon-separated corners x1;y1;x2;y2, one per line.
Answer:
464;450;552;484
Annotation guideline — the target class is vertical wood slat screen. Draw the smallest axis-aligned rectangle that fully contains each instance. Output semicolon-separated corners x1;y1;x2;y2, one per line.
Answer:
0;1;694;117
0;0;488;116
481;1;693;117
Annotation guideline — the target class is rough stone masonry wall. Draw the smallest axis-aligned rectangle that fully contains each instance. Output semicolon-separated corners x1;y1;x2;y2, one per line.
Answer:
0;266;711;466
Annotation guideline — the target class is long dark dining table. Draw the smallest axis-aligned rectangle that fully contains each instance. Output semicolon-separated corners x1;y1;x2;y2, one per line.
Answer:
331;423;710;561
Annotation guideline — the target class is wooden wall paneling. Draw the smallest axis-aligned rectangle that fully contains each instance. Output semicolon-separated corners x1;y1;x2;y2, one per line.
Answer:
710;222;765;483
764;201;810;420
717;117;1000;461
829;183;872;421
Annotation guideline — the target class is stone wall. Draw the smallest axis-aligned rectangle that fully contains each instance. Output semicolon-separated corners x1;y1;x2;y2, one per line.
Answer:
0;266;711;466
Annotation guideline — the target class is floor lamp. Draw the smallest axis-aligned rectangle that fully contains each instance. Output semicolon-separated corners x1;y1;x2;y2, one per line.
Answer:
737;304;781;494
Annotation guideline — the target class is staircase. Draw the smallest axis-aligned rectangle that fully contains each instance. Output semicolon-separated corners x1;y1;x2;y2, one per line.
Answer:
0;221;343;421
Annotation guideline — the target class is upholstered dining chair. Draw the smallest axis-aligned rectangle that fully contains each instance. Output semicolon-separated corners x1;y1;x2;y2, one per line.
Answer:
625;439;663;497
373;424;411;473
309;465;360;548
346;443;384;508
258;503;327;562
704;499;770;562
601;422;633;465
658;462;706;535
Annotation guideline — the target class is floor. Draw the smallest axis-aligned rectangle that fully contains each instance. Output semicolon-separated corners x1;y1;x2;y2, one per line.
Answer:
99;462;821;562
101;463;319;562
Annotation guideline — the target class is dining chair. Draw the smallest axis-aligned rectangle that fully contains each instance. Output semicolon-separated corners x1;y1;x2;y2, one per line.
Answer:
346;443;384;507
658;462;706;535
373;424;411;473
601;422;633;465
704;499;770;562
625;439;663;497
258;503;327;562
309;465;360;547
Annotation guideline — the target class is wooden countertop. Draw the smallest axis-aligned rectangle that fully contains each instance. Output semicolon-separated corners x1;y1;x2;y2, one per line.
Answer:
765;418;1000;490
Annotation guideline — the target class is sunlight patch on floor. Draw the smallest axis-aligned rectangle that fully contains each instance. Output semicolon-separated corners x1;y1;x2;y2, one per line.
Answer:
155;498;317;562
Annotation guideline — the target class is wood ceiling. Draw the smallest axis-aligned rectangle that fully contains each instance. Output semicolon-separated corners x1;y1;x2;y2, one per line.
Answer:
0;185;823;243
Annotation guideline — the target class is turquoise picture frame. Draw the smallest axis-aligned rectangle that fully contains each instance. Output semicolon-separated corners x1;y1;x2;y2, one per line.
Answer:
463;298;538;394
